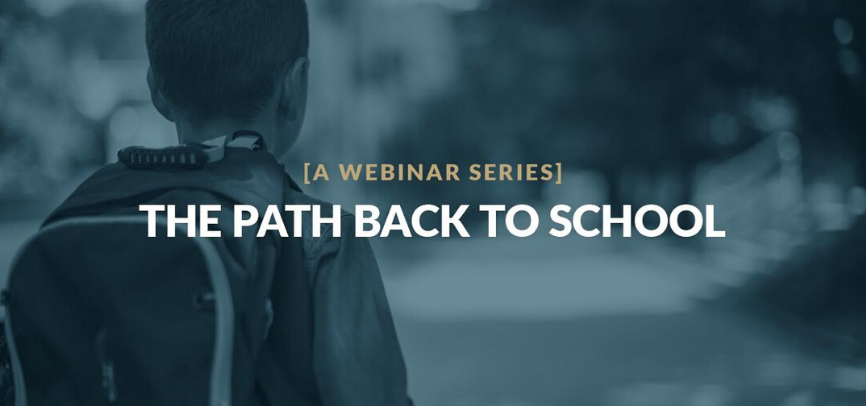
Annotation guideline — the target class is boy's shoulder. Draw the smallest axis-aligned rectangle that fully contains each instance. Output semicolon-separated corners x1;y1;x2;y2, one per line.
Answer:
283;187;355;223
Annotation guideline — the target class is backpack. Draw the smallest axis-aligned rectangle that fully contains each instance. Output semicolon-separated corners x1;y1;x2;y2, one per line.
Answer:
2;133;289;406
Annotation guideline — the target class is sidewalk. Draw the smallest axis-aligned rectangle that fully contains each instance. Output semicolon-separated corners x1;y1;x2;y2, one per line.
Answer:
380;235;713;321
377;237;851;405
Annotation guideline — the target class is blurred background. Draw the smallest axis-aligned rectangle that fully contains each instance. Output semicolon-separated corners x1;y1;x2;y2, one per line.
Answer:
2;0;866;404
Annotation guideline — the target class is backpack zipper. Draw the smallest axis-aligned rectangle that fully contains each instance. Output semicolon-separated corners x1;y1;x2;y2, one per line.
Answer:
95;328;118;404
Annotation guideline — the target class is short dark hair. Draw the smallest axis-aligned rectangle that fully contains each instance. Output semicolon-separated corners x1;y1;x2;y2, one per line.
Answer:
145;0;309;122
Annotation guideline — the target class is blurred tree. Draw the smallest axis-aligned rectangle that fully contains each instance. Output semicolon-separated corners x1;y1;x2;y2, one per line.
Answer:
709;0;866;363
382;0;866;210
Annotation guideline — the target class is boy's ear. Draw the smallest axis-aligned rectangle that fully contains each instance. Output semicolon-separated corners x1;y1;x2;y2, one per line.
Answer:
279;57;309;121
147;67;175;122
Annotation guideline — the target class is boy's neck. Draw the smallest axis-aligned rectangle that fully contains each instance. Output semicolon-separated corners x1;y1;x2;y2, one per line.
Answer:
175;119;268;144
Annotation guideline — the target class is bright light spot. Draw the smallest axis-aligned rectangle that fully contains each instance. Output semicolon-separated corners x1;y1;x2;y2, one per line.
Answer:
832;366;866;391
382;0;486;12
782;391;815;406
108;106;140;145
26;0;146;17
848;185;866;216
838;49;863;79
776;131;800;161
709;112;739;145
748;95;797;133
834;18;854;45
26;0;76;17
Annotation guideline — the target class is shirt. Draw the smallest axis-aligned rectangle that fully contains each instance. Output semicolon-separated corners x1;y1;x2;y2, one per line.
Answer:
254;183;411;405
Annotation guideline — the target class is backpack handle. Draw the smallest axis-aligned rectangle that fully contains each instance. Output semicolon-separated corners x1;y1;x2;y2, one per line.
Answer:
117;143;213;170
118;133;264;171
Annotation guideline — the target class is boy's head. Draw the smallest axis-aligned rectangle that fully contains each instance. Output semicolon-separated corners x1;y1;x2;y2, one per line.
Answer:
145;0;309;156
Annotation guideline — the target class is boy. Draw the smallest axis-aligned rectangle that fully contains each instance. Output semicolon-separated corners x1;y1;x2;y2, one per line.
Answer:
144;0;410;404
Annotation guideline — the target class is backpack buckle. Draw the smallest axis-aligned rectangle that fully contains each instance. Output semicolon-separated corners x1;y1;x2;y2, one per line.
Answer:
229;130;265;151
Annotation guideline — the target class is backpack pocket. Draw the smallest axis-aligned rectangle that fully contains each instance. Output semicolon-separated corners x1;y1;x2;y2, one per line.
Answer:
4;216;234;406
